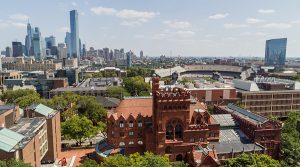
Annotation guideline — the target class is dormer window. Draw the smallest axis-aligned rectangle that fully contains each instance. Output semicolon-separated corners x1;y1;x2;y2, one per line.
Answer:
129;120;134;128
138;120;143;127
119;121;124;128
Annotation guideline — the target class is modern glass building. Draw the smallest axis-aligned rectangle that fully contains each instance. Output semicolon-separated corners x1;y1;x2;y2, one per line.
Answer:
265;38;287;67
33;27;46;60
70;10;80;61
12;42;23;57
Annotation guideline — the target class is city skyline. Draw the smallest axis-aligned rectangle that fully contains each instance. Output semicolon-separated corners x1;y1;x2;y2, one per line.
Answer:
1;0;300;57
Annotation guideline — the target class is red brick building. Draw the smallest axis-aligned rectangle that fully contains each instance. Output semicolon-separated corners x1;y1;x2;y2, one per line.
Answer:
104;77;221;166
214;104;281;159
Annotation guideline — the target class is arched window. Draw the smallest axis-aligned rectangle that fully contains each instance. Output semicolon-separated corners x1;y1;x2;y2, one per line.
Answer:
119;142;125;147
129;120;134;128
129;141;134;145
176;154;183;161
166;124;173;140
119;121;124;128
138;141;143;145
175;124;183;139
191;117;195;124
196;117;201;125
165;146;172;154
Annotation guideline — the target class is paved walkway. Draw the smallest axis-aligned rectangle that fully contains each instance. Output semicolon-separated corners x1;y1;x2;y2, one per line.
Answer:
58;148;95;167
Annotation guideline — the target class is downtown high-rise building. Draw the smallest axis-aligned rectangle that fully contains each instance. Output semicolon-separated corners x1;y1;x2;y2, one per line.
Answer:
5;46;12;57
25;23;33;56
65;32;72;57
265;38;287;67
45;36;56;49
69;10;80;61
32;27;46;60
12;42;23;57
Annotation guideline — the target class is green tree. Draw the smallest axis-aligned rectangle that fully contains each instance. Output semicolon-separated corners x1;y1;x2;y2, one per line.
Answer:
79;159;99;167
107;86;130;99
127;67;151;78
100;154;131;167
140;152;171;167
15;93;43;109
223;153;281;167
1;89;39;104
0;159;32;167
61;116;98;145
281;112;300;166
123;76;150;96
76;96;107;124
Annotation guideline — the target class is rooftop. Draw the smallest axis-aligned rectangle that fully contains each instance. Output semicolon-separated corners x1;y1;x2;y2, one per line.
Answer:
10;117;46;137
209;129;264;154
221;104;267;125
0;128;25;152
51;86;107;92
211;114;238;128
0;105;16;115
27;104;56;118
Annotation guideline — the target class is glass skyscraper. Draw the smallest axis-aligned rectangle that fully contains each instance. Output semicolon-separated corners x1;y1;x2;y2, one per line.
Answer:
70;10;80;61
33;27;46;60
265;38;287;67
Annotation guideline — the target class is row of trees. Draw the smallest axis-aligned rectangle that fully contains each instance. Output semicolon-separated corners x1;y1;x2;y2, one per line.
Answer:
80;152;187;167
0;89;107;146
281;112;300;166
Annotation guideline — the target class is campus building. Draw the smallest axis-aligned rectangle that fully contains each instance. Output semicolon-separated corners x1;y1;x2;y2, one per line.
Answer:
0;104;61;167
96;77;281;166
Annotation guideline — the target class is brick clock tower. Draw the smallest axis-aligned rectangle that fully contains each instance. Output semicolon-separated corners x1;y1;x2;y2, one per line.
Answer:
149;76;215;161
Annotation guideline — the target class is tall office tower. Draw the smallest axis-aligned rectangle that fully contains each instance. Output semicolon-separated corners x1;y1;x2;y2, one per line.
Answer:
98;49;104;57
12;42;23;57
140;50;144;59
126;51;132;68
79;38;82;58
103;48;109;61
32;27;46;60
5;46;12;57
69;10;80;61
82;44;86;58
65;32;72;57
25;23;33;56
114;49;121;60
120;48;125;59
265;38;287;67
109;50;114;60
57;43;68;59
45;36;56;49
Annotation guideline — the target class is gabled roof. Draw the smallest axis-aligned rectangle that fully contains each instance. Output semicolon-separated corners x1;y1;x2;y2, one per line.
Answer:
0;128;24;152
27;104;56;117
96;96;120;108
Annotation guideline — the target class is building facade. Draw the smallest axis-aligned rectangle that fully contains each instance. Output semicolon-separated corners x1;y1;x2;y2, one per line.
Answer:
12;42;23;57
70;10;80;61
265;38;287;67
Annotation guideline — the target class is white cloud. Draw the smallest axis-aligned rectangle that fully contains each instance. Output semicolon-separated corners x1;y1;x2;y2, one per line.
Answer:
0;20;26;29
258;9;275;14
9;14;29;21
246;18;264;24
240;32;266;36
90;6;117;15
120;21;142;27
224;23;248;29
71;2;77;6
163;20;191;29
208;13;228;19
175;30;195;37
262;23;292;29
205;34;216;38
224;37;238;41
116;9;159;20
291;20;300;24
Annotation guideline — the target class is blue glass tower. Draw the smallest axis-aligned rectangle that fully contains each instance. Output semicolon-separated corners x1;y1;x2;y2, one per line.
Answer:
70;10;80;62
265;38;287;67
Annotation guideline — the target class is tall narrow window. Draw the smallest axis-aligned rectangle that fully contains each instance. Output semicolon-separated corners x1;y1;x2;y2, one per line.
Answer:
166;124;173;140
196;117;201;125
138;120;143;127
175;124;183;139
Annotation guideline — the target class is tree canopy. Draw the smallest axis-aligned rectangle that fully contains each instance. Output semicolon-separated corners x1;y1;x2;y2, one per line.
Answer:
107;86;130;99
61;116;98;145
0;89;44;108
223;153;281;167
80;152;187;167
0;159;32;167
123;76;150;96
281;112;300;166
127;67;152;78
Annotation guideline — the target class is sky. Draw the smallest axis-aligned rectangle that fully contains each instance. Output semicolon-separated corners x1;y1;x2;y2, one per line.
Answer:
0;0;300;57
